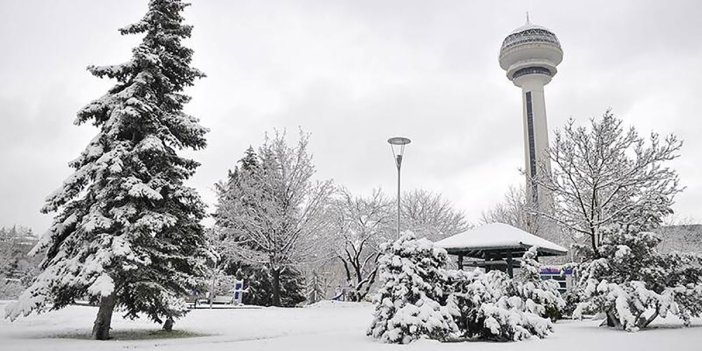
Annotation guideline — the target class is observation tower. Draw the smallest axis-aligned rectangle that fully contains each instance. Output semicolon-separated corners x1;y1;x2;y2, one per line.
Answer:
499;16;563;213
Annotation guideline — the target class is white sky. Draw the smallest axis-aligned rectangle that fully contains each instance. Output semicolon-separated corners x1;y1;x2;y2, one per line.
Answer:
1;0;701;233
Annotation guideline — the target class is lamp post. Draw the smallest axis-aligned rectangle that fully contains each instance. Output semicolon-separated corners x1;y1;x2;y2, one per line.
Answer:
387;137;411;239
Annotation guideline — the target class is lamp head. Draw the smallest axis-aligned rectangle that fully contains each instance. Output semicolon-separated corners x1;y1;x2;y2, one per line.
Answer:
387;137;411;146
387;137;411;169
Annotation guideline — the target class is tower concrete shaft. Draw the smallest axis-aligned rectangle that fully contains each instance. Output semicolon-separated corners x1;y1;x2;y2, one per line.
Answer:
516;75;552;210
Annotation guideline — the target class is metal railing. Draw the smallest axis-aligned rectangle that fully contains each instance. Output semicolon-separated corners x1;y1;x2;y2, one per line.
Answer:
501;29;561;52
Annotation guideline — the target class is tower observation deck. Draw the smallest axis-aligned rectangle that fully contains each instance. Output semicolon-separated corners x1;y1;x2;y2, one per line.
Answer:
499;18;563;214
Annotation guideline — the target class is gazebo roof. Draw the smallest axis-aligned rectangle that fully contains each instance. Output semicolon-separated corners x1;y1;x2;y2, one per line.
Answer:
434;223;567;257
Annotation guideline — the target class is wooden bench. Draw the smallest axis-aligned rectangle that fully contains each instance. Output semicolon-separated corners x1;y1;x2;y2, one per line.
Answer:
211;295;234;304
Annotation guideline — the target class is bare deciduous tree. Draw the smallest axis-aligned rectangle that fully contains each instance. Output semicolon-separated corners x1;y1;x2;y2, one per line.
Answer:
535;110;683;255
331;188;393;301
480;186;533;230
401;189;470;241
216;130;334;306
480;186;565;248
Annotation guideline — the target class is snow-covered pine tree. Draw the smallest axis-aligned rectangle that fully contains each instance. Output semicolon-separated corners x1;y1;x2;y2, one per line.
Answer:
444;248;561;342
368;236;564;343
4;0;208;340
514;247;566;321
305;270;328;304
573;226;702;331
367;232;458;344
212;145;259;252
446;270;551;341
207;147;259;306
215;146;259;215
229;264;305;307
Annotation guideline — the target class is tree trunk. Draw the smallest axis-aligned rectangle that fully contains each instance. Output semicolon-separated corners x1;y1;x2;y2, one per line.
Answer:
271;268;281;307
163;317;174;331
92;292;117;340
209;268;217;309
639;310;659;328
590;230;599;256
360;267;379;301
605;310;621;329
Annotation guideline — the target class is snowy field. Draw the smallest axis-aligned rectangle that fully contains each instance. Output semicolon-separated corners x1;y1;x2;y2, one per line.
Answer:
1;300;701;351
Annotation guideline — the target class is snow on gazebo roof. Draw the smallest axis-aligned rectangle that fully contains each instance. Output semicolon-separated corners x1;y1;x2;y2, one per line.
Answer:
434;223;567;257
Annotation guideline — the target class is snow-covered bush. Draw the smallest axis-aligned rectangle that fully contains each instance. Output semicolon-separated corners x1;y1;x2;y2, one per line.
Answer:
445;269;535;341
516;247;566;321
560;289;582;318
573;226;702;331
368;236;563;343
444;247;563;341
367;232;458;344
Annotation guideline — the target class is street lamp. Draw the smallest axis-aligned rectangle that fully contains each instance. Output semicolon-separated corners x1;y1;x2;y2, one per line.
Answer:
387;136;411;239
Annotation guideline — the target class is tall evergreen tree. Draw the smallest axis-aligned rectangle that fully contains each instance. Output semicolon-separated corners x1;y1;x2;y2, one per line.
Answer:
4;0;208;340
239;146;259;172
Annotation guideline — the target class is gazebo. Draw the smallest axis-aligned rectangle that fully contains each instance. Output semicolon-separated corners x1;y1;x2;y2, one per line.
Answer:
434;223;567;277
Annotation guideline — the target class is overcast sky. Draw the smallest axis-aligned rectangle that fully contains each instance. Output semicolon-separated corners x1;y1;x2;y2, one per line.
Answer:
1;0;701;233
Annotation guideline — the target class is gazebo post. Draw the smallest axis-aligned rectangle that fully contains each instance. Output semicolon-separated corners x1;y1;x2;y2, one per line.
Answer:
484;252;491;273
506;251;514;278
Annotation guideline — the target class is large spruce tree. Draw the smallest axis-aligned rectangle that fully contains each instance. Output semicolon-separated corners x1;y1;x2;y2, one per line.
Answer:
4;0;208;340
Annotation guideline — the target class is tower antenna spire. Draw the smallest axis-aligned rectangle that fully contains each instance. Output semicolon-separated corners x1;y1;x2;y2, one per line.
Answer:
526;11;530;24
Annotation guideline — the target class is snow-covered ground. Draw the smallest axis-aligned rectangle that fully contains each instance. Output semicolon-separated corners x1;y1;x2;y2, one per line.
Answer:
1;300;701;351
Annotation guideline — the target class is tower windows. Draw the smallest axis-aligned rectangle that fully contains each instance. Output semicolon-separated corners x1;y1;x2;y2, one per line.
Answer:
512;67;552;80
501;28;561;52
525;92;538;203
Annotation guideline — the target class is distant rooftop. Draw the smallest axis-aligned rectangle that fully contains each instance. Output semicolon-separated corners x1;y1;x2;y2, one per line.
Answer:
656;224;702;254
